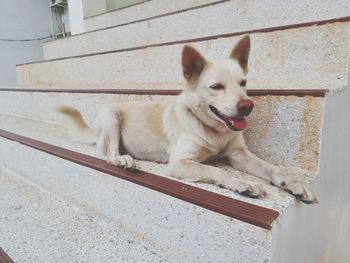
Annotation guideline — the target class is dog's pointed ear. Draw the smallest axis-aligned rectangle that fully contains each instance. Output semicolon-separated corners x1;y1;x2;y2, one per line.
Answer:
182;45;207;83
230;35;250;73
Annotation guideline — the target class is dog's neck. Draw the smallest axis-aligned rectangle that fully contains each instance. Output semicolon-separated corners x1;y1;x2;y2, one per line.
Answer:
188;105;228;134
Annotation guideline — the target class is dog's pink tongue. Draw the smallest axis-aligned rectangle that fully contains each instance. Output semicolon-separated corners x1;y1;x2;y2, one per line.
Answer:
227;117;247;131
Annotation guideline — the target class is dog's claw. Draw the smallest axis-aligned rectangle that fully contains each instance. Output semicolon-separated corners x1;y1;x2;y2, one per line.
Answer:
300;197;318;204
240;191;266;199
285;181;318;204
236;184;266;199
239;189;256;198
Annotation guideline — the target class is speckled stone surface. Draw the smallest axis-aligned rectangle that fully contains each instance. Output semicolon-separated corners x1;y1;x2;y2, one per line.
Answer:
18;22;350;90
0;167;168;263
245;95;324;171
83;0;350;33
0;134;273;263
45;0;350;59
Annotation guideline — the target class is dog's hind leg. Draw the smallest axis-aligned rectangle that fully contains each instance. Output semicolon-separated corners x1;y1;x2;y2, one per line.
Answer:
95;106;136;169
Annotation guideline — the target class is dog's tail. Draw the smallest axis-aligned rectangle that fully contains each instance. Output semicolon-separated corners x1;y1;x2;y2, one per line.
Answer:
57;106;95;144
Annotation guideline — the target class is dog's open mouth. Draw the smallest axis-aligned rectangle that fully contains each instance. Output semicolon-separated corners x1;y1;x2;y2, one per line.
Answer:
209;105;247;131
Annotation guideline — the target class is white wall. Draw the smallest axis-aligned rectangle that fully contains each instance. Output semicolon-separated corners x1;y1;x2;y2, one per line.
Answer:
82;0;106;18
0;0;52;86
82;0;145;18
68;0;84;35
106;0;146;11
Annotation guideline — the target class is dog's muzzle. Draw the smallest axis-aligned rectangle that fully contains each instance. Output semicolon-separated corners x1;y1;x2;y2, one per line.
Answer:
209;105;247;131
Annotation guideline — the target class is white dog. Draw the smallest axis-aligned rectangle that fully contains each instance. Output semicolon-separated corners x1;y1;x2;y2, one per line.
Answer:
59;35;317;203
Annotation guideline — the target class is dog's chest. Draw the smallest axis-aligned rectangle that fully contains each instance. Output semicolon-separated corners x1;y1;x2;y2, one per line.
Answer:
194;133;233;162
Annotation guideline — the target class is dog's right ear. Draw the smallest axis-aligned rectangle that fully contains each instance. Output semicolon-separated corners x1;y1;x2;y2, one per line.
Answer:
230;35;250;74
182;45;207;83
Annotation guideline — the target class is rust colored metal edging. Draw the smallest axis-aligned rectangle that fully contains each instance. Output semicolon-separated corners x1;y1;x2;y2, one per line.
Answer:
248;89;327;97
0;88;327;97
0;128;279;230
0;248;14;263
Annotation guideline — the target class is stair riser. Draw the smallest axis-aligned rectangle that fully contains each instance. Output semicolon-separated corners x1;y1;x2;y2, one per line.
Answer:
45;0;350;60
0;137;272;263
19;23;350;90
0;91;323;171
84;0;219;31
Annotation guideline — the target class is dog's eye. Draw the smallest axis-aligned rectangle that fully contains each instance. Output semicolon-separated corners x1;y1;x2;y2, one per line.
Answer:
209;83;224;90
240;80;247;87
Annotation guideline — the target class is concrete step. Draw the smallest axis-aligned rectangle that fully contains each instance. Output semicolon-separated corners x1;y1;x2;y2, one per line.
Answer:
0;115;282;262
18;22;350;90
44;0;350;60
2;86;350;262
84;0;222;32
0;166;167;263
0;89;324;171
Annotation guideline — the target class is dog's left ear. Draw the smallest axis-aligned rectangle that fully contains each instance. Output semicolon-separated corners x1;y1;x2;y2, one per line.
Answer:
182;45;207;83
230;35;250;74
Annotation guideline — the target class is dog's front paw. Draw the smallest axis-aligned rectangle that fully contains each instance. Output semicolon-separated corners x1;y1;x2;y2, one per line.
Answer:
107;155;136;170
283;181;318;204
229;181;266;199
270;168;318;204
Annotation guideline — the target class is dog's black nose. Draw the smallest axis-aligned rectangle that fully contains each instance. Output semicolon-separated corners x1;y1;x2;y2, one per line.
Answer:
237;99;254;116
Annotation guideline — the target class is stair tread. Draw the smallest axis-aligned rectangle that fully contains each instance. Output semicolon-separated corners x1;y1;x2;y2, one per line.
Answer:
0;166;167;263
0;114;317;215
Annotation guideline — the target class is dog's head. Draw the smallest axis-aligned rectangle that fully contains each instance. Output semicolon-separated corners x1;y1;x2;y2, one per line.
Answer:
182;35;253;132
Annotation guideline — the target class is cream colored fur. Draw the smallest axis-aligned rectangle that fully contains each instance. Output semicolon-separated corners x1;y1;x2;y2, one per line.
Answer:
58;36;317;203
